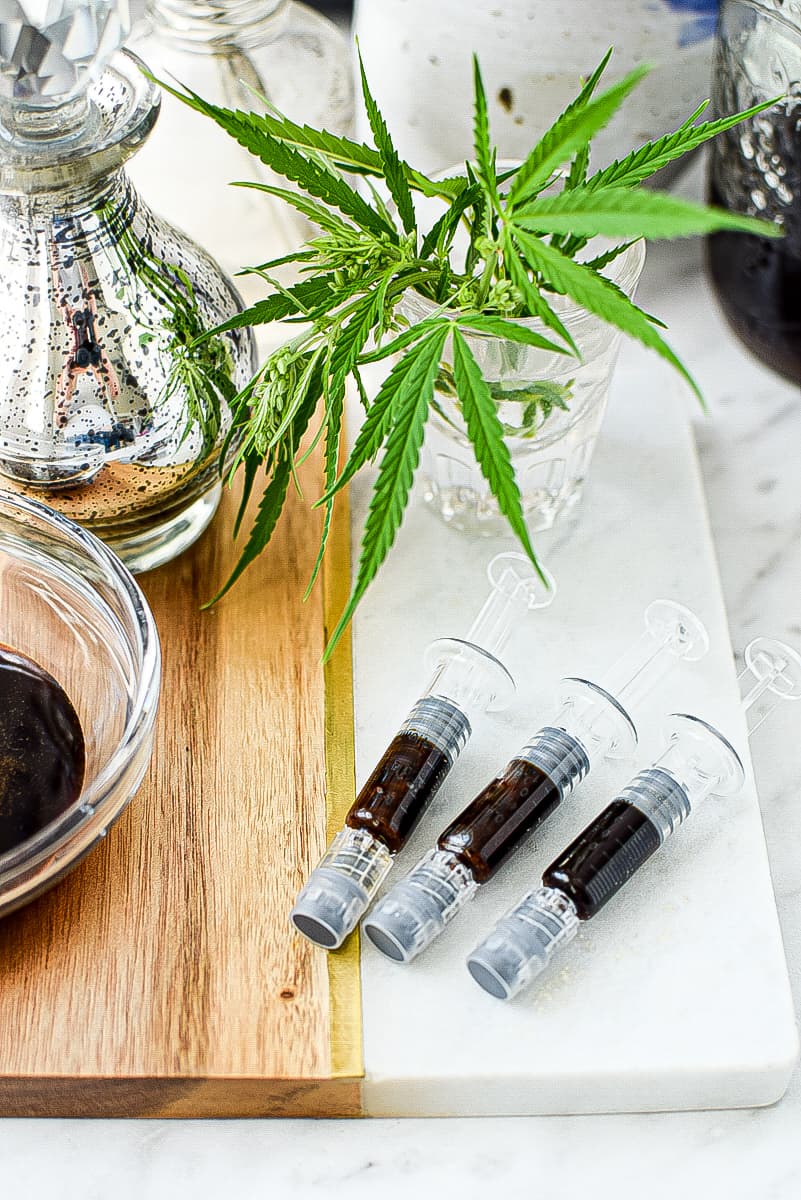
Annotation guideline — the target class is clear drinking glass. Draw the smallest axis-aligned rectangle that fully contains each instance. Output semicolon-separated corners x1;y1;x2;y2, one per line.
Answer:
398;239;646;537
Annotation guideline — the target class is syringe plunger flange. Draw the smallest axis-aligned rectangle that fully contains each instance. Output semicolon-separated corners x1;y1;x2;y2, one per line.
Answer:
424;552;556;716
553;600;710;764
655;712;745;807
740;636;801;733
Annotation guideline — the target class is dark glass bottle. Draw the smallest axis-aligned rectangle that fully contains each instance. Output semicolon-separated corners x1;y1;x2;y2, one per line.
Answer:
707;0;801;382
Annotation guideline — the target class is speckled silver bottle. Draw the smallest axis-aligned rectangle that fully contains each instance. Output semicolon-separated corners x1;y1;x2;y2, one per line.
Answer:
0;3;255;572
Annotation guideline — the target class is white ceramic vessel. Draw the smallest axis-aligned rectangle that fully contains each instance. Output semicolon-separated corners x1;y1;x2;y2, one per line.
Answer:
354;0;719;174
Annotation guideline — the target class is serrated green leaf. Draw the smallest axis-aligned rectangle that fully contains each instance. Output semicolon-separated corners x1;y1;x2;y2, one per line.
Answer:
562;51;611;194
305;387;345;599
153;81;395;240
420;180;481;258
581;239;638;272
232;447;263;539
156;73;466;203
584;96;781;190
232;179;357;236
515;185;780;240
197;275;339;340
206;379;320;605
472;54;498;206
358;51;416;234
330;289;383;382
451;329;544;577
358;315;448;364
507;57;648;208
456;313;571;354
503;232;579;355
564;142;590;192
325;325;448;656
512;227;702;400
322;322;449;502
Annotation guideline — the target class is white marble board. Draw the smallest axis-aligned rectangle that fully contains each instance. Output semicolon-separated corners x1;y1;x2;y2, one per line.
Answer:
349;338;799;1116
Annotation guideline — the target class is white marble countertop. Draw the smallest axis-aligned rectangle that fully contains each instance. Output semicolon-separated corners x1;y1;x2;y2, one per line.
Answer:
3;173;801;1193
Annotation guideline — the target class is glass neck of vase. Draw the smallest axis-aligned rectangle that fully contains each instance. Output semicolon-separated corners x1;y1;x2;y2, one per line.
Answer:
0;93;97;154
146;0;288;48
2;167;138;237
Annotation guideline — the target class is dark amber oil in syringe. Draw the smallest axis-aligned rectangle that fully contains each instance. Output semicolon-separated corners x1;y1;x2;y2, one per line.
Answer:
0;646;86;855
346;731;453;853
346;696;471;853
543;801;662;920
438;758;563;883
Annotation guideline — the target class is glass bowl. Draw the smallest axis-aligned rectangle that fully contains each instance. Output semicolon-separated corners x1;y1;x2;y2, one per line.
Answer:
0;490;161;916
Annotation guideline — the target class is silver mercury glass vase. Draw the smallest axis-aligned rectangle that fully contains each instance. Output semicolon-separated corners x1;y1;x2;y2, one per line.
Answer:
0;0;256;572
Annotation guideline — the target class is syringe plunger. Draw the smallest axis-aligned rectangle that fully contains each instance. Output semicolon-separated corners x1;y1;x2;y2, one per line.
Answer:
468;635;801;1001
291;552;554;950
552;599;710;765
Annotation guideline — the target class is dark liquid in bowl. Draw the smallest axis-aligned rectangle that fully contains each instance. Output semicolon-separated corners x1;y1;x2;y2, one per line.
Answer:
0;646;85;855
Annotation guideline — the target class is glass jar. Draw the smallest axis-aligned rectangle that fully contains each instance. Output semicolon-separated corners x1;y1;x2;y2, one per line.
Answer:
398;240;646;537
129;0;355;288
707;0;801;382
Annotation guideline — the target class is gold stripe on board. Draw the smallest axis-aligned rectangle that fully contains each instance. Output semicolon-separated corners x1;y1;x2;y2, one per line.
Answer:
321;474;364;1086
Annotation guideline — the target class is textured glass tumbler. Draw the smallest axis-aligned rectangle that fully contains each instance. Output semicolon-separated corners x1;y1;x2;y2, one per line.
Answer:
399;240;646;537
707;0;801;384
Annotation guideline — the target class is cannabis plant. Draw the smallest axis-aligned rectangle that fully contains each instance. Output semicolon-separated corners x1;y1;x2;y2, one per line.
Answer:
164;50;777;652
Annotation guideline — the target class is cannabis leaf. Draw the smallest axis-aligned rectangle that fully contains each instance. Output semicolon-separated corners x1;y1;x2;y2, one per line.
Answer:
506;58;649;208
472;56;498;208
511;227;702;399
452;328;542;576
208;376;320;605
324;322;450;501
166;46;780;652
358;50;416;234
456;313;571;353
326;325;448;654
516;186;781;241
584;97;782;191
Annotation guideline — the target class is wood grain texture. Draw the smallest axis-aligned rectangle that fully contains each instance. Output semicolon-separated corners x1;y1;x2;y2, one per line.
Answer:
0;455;362;1117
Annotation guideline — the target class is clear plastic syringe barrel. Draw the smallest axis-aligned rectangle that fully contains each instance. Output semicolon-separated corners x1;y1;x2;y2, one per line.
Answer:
290;552;554;950
362;598;709;965
466;636;801;1000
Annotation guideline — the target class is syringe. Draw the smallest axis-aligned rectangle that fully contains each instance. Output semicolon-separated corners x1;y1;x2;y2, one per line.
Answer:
290;552;555;950
362;600;709;964
467;636;801;1001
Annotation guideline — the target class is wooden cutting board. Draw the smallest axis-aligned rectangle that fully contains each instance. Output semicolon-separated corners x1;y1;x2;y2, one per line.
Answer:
0;457;362;1117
